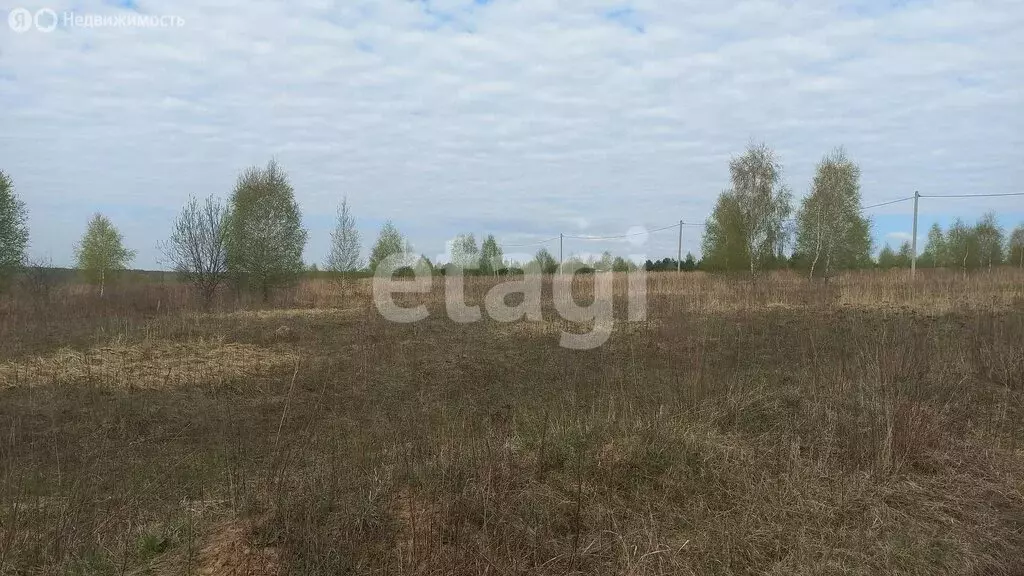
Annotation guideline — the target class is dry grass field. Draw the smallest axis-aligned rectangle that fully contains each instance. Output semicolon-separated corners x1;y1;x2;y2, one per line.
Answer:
2;269;1023;575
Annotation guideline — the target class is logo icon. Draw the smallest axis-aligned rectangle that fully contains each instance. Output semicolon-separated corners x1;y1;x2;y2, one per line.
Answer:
34;8;57;32
8;7;32;32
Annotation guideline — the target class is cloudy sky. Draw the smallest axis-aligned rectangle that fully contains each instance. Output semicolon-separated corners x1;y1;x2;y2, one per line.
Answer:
2;0;1022;268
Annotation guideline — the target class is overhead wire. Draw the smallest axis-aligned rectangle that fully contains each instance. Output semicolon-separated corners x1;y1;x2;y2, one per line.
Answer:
497;192;1017;251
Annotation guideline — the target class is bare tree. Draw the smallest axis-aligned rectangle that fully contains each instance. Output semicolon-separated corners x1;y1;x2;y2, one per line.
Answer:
161;195;228;307
20;257;57;311
326;196;363;274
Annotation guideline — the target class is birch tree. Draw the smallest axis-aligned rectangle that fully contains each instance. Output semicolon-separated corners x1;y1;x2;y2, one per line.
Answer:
701;190;748;272
449;233;479;271
728;142;792;276
0;170;28;290
533;248;557;274
974;212;1004;271
479;234;503;275
326;196;363;273
224;160;308;300
75;213;135;296
369;221;409;272
921;223;946;268
795;148;872;280
1009;224;1024;268
945;218;978;274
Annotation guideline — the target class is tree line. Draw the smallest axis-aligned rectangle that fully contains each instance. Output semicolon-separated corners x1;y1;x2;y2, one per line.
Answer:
699;143;1023;278
915;215;1022;271
1;150;1023;302
701;144;873;277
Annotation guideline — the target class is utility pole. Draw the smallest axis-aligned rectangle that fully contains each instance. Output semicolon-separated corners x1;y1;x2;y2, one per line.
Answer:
559;232;563;273
911;190;920;280
677;219;683;272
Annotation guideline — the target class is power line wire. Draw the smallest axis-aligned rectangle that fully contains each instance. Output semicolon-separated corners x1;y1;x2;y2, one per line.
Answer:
919;192;1024;199
860;195;917;210
499;235;559;248
563;222;679;240
496;193;1002;252
861;196;916;210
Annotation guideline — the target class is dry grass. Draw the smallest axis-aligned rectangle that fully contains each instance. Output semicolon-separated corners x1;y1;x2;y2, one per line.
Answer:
1;269;1023;575
0;339;298;390
191;519;281;576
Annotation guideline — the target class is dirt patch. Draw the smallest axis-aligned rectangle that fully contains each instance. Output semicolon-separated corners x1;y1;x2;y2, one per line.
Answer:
0;338;298;389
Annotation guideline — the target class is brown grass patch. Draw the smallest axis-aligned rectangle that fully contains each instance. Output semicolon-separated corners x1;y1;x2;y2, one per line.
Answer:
0;338;298;389
214;307;366;321
194;519;281;576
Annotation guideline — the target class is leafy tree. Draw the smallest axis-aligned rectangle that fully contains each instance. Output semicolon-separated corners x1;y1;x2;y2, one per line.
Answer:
562;255;593;273
648;258;661;271
479;235;503;275
1009;224;1024;268
612;256;636;272
701;191;748;271
643;257;693;272
449;233;479;270
787;250;811;271
595;251;614;272
974;212;1004;271
876;242;911;269
417;254;434;273
533;247;557;274
728;142;793;276
920;223;946;268
75;213;136;296
897;241;914;267
876;240;917;270
326;195;363;274
369;221;410;272
225;160;308;300
0;170;29;290
877;244;898;269
161;195;228;307
946;218;979;272
794;148;872;279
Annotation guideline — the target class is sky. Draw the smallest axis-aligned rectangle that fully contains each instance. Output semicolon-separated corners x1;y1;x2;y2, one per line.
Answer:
1;0;1022;269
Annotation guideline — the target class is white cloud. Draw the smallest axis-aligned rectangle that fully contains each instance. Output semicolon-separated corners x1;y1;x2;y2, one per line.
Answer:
1;0;1022;267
